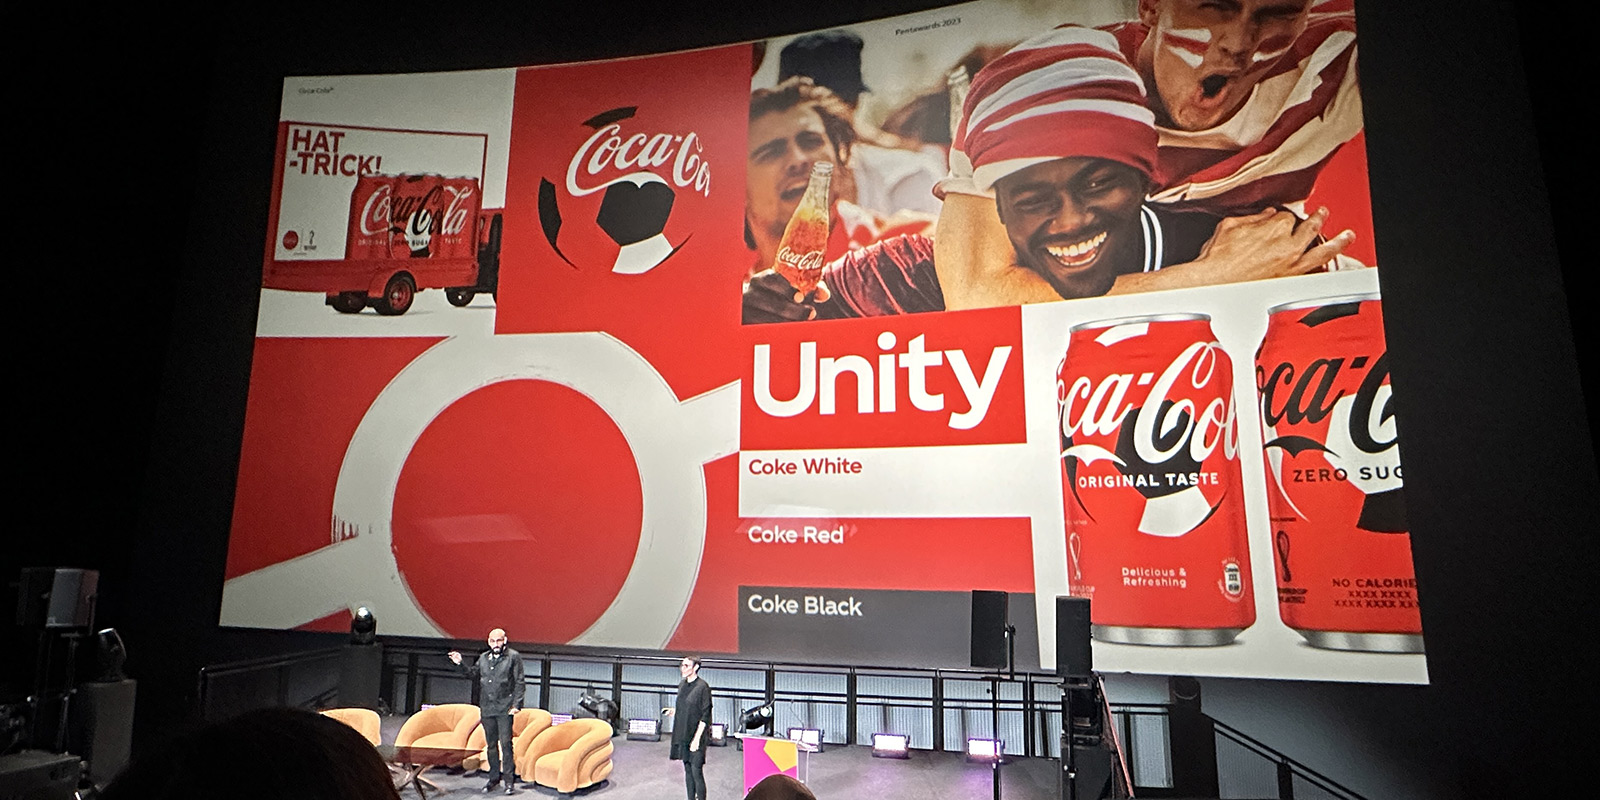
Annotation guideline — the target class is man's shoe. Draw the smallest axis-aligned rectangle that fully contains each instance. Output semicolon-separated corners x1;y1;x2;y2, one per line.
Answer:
504;785;516;795
482;780;499;793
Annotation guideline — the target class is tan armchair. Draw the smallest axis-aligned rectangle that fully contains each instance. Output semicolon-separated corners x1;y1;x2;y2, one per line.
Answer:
318;707;382;747
395;703;481;749
517;717;614;793
463;708;552;772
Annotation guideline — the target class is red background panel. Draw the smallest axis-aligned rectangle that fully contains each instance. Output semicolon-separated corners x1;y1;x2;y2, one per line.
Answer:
497;45;755;399
391;379;644;641
294;610;350;634
227;337;440;579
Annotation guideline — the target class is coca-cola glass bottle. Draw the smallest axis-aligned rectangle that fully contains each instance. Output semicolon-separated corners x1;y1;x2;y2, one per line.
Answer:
947;65;970;143
773;161;832;301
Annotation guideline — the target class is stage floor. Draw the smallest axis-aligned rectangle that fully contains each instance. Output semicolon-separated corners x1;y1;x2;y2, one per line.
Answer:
379;717;1062;800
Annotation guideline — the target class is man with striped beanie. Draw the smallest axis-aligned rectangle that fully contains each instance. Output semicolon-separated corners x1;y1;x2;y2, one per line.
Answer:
953;24;1187;301
742;26;1343;321
935;0;1362;309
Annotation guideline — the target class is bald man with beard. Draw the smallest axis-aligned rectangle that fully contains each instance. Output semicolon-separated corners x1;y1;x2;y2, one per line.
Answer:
450;628;525;794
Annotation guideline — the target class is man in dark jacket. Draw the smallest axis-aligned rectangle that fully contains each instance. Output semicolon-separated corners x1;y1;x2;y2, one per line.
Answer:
664;655;712;800
449;628;525;794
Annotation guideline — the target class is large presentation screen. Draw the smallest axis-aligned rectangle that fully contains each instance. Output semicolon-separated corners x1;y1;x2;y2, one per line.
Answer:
224;0;1426;684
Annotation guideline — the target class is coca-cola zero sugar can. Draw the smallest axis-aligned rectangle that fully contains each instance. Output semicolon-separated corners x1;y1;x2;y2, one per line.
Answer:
432;177;479;260
1256;293;1423;653
1057;313;1255;646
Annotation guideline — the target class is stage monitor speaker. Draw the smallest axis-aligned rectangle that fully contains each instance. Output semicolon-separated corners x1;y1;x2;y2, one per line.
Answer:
970;590;1009;669
68;679;136;786
1056;595;1092;678
339;644;384;710
1065;741;1115;799
0;750;79;800
15;568;98;629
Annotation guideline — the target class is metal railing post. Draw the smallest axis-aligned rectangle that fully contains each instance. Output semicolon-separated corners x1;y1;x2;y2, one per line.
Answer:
1119;712;1135;789
846;668;857;745
540;655;552;710
1277;759;1296;800
1024;675;1036;758
404;653;419;712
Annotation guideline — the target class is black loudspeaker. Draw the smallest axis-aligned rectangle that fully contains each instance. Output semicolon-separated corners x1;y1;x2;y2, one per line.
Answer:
970;590;1009;669
339;644;384;710
1065;741;1114;799
1055;595;1092;678
1165;676;1219;797
15;568;98;629
68;679;136;786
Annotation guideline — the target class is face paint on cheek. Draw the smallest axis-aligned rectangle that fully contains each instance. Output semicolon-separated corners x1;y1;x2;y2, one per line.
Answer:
1251;34;1295;63
1161;27;1211;69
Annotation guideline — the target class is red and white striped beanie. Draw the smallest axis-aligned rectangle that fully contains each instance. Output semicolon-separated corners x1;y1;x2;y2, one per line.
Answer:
956;26;1157;193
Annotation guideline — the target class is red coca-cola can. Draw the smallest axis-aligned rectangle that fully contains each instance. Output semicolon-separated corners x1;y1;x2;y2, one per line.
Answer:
1256;293;1422;653
388;173;445;258
432;177;480;260
346;174;393;260
1057;313;1255;646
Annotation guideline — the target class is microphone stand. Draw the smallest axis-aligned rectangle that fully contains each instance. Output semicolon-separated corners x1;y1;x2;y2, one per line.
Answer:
991;623;1015;800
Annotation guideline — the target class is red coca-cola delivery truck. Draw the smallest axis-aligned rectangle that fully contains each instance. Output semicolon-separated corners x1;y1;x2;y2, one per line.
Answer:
263;172;501;315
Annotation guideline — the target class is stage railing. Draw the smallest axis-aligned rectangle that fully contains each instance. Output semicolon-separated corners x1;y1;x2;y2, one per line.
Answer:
1212;718;1368;800
1105;703;1171;791
195;646;344;721
193;642;1369;799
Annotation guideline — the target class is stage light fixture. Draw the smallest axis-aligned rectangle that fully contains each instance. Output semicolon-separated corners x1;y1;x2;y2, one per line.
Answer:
577;691;619;725
94;627;127;682
626;718;661;741
349;606;377;645
739;701;775;732
550;713;573;726
708;722;727;746
871;733;910;759
966;737;1004;763
787;727;823;752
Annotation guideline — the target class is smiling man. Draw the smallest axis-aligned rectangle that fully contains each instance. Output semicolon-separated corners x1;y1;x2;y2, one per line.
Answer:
743;79;938;287
744;81;853;273
935;0;1361;309
991;157;1160;301
742;26;1345;322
